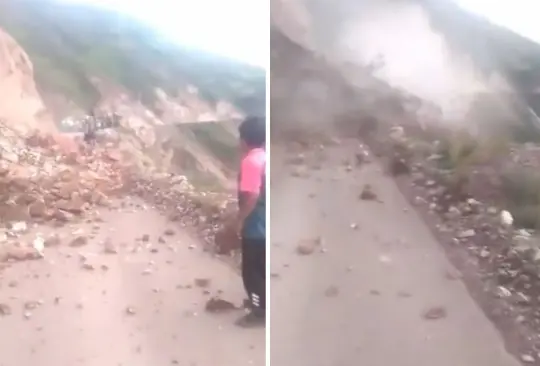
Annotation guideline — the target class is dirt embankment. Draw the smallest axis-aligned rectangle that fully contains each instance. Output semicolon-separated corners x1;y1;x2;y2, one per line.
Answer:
0;29;53;134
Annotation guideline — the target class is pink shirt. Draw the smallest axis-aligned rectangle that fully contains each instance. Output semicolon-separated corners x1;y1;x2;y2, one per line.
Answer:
239;148;266;194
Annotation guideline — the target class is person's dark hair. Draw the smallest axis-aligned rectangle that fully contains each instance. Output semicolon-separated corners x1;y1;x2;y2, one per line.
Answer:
239;116;265;148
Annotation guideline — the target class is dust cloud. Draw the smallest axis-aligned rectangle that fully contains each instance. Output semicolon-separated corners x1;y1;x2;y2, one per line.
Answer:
271;0;521;133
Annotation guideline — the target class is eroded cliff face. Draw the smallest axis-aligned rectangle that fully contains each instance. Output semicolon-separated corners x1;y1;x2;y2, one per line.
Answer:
0;29;52;134
0;24;242;190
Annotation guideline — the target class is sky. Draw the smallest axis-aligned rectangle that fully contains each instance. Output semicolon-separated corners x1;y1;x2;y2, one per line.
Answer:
58;0;268;68
55;0;536;70
456;0;540;44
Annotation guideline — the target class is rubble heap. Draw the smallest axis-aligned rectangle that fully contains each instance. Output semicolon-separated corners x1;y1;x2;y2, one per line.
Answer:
0;119;235;263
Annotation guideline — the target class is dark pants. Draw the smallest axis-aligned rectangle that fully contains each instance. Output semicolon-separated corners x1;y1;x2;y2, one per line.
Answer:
84;131;96;144
241;237;266;313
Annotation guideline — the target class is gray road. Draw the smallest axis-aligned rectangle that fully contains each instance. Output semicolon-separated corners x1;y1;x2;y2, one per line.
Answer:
0;199;264;366
270;140;520;366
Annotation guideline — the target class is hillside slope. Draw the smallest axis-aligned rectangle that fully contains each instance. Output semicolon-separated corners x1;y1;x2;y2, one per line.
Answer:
0;0;266;189
0;0;266;119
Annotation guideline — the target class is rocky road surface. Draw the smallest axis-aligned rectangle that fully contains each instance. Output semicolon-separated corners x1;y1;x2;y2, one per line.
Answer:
270;140;521;366
0;198;264;366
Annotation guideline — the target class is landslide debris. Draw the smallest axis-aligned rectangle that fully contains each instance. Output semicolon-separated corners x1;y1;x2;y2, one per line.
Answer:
0;119;233;265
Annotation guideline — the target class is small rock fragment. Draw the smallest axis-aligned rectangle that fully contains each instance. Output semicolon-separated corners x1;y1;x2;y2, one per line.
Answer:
496;286;512;298
204;298;238;313
422;306;447;320
194;278;211;288
44;234;62;247
457;229;475;239
359;184;381;202
103;239;118;254
324;285;339;298
296;237;322;255
521;355;535;363
0;303;11;316
500;210;513;227
70;236;88;247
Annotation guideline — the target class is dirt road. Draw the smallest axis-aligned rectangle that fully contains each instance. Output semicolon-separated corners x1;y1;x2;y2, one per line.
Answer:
270;140;521;366
0;198;264;366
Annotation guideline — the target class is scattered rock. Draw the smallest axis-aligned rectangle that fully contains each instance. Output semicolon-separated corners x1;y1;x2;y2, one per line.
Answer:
521;354;535;363
103;239;118;254
0;303;11;316
44;234;62;247
457;229;475;239
204;298;238;313
359;184;381;202
324;285;340;298
70;235;88;247
194;278;211;288
164;229;175;236
500;210;513;227
28;200;49;218
388;156;410;176
496;286;512;298
296;237;322;255
422;306;447;320
23;301;40;310
82;262;95;271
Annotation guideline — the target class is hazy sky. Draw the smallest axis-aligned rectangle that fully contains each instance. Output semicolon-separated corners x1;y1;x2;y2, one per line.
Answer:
58;0;268;68
456;0;540;44
55;0;536;70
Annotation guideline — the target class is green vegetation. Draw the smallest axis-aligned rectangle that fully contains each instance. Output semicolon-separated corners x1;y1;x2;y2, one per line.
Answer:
0;0;265;113
182;122;239;171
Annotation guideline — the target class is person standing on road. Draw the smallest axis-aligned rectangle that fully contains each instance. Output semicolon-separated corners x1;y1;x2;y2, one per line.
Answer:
234;116;266;327
83;109;98;146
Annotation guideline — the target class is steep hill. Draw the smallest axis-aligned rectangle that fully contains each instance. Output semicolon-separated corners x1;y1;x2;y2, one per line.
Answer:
0;0;266;119
0;0;266;189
